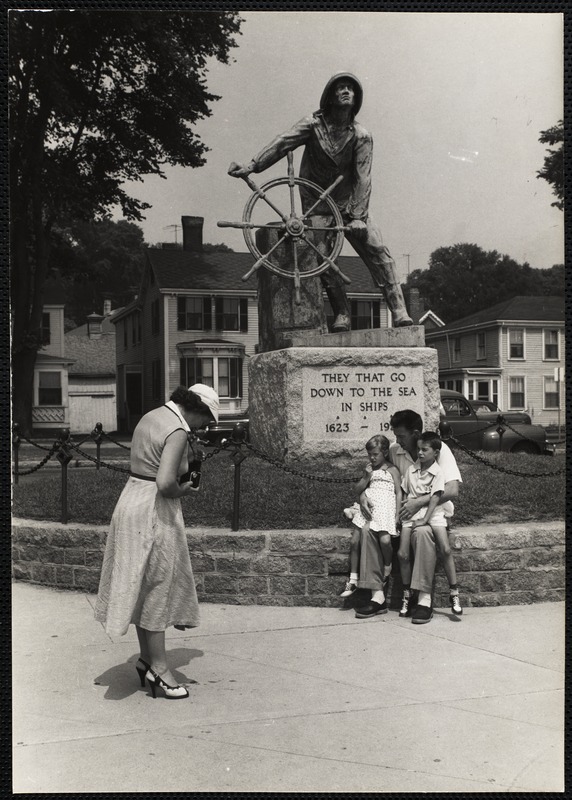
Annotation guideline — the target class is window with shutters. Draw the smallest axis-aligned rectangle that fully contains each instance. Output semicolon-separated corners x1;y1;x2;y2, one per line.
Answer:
177;297;212;331
214;297;248;332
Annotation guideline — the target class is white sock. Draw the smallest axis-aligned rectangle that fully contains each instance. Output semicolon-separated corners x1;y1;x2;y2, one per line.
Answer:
371;590;385;604
417;591;431;608
350;573;358;583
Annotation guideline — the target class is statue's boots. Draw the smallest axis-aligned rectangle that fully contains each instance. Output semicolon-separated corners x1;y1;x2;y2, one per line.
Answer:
321;276;351;332
331;313;351;332
384;282;414;327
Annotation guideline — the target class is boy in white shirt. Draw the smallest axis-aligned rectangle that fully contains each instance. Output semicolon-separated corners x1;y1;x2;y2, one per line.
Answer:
399;431;462;622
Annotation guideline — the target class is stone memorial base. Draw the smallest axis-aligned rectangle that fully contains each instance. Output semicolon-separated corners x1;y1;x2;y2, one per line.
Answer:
249;345;440;465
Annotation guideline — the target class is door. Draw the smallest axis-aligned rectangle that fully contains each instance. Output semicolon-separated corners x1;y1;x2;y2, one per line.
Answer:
125;372;143;432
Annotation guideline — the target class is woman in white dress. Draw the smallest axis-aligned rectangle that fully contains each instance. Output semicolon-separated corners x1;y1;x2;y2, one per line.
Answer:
95;384;219;699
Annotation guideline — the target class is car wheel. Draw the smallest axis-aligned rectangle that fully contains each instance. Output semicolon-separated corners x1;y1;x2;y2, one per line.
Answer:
510;441;540;455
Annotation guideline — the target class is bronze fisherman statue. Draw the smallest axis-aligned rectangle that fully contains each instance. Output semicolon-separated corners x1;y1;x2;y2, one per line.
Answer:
229;72;413;331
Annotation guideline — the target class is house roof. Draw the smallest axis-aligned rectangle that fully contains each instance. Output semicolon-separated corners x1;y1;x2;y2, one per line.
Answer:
144;248;393;295
428;296;564;333
35;353;76;366
419;309;445;327
65;325;117;375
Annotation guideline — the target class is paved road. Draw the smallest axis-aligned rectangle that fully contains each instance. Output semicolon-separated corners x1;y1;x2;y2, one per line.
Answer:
12;582;564;793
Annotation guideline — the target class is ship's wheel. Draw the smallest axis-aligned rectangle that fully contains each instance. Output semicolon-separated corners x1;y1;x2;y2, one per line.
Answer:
218;152;351;303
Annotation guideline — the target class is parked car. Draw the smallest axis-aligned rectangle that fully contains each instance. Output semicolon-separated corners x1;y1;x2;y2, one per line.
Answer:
201;410;250;446
470;399;532;424
439;389;553;455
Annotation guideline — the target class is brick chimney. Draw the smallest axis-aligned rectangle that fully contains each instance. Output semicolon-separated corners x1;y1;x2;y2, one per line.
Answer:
181;216;204;252
404;287;424;324
103;299;112;316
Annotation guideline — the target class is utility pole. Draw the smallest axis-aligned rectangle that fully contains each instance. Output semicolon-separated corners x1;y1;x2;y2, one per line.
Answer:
402;254;410;279
163;224;181;244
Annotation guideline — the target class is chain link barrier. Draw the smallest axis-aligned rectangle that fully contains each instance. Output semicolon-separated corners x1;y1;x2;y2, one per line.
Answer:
445;433;565;477
15;443;58;475
100;431;131;450
12;421;565;529
67;441;132;474
13;422;564;486
242;440;360;483
442;418;499;439
20;435;54;452
501;418;565;446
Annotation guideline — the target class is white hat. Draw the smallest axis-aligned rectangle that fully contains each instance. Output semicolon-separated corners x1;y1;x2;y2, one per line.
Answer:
189;383;220;423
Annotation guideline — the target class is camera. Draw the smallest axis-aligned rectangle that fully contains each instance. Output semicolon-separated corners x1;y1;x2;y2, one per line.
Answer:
180;458;202;490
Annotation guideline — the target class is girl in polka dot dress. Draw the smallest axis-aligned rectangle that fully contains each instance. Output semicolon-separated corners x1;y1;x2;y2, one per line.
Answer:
341;434;402;600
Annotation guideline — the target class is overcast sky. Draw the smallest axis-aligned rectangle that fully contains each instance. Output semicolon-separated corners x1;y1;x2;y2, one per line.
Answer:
118;11;563;278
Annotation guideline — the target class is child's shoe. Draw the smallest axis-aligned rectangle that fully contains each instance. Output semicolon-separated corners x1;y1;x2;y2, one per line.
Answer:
340;580;357;598
343;503;360;521
399;591;411;618
450;591;463;615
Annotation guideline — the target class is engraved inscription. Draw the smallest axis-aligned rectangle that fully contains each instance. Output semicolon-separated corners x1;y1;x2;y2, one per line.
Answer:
303;366;425;441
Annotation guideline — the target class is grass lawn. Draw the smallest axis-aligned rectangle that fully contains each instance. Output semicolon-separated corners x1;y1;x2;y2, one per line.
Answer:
12;448;565;529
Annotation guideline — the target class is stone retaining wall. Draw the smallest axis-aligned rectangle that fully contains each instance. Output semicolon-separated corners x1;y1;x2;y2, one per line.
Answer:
12;518;564;608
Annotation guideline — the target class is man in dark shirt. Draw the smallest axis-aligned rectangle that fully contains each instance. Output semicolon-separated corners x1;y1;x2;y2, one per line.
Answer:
229;73;413;330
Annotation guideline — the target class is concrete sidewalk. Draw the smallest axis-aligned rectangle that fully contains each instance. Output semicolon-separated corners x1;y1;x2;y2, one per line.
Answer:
13;582;564;793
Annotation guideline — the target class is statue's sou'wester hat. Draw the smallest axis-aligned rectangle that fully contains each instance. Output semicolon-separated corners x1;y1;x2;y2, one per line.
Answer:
319;73;363;116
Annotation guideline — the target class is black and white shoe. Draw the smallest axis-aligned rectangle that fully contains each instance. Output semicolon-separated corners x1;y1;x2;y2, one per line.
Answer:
340;581;357;598
399;592;411;618
450;592;463;615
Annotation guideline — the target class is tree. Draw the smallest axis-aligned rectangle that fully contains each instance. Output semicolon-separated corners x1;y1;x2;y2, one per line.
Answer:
51;219;146;326
406;243;564;323
537;120;563;210
10;9;242;434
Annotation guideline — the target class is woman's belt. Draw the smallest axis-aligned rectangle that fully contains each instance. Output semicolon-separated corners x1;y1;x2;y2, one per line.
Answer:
130;472;156;482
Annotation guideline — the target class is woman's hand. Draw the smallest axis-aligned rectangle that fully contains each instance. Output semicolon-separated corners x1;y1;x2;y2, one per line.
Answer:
178;480;199;497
